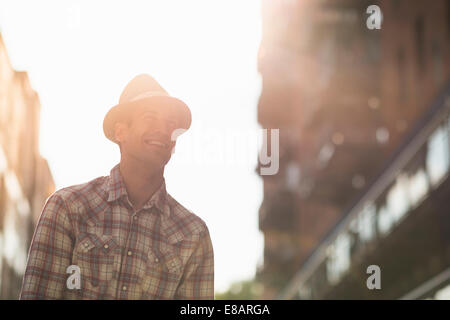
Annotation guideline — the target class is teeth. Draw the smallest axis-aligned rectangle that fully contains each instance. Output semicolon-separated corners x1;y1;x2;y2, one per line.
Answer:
145;140;167;148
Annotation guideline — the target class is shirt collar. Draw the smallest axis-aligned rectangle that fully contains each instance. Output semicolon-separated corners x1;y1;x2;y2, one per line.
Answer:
106;164;170;218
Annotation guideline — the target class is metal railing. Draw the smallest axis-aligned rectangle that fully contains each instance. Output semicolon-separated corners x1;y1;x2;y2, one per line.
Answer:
279;83;450;299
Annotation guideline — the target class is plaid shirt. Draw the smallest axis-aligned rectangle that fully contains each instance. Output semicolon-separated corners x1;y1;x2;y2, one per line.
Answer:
20;164;214;300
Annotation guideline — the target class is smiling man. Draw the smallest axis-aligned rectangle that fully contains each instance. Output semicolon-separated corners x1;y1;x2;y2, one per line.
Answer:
20;74;214;300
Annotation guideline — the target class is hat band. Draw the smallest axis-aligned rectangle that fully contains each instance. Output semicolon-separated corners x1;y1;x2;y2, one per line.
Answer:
130;91;169;102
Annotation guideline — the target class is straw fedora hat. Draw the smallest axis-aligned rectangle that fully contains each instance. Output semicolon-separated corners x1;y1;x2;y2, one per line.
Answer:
103;74;191;143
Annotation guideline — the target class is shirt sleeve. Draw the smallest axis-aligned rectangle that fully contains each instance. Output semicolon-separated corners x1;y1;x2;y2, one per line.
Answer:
20;193;75;299
174;226;214;300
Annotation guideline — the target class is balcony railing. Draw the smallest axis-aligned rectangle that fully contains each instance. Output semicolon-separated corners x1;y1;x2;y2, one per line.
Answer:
279;82;450;299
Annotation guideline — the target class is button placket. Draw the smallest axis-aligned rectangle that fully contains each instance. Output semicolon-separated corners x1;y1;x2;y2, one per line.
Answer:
116;210;138;299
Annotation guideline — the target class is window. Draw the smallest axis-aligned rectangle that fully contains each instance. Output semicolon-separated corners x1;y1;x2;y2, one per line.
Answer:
414;16;426;72
397;48;406;101
357;203;377;243
326;233;352;285
426;126;450;186
377;205;392;236
408;168;429;208
431;41;443;86
386;174;410;223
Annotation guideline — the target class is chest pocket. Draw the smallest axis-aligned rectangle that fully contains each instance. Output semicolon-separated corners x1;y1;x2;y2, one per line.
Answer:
74;232;120;290
141;248;183;299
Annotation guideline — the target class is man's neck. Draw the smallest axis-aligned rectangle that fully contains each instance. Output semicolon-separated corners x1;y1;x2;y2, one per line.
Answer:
119;159;164;211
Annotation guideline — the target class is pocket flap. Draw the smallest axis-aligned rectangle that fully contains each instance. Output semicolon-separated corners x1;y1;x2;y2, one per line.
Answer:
147;250;182;274
76;233;119;254
147;250;162;265
163;252;183;274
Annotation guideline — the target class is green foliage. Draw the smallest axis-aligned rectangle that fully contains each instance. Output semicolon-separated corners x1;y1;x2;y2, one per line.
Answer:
215;279;264;300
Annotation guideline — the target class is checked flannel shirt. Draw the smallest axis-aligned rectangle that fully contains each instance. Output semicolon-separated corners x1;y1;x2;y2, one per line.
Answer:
20;164;214;299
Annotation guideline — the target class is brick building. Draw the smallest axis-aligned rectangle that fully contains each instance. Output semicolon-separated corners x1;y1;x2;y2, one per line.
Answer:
256;0;450;298
0;33;55;299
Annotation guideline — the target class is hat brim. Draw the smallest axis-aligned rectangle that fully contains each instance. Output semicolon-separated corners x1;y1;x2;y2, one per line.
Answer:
103;95;191;143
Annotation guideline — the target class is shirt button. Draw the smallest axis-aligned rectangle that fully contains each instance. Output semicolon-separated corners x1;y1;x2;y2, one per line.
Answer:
84;242;89;247
154;258;159;263
133;216;138;221
104;244;109;249
127;251;132;256
122;286;127;291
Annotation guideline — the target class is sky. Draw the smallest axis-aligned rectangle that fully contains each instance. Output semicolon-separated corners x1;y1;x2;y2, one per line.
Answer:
0;0;264;293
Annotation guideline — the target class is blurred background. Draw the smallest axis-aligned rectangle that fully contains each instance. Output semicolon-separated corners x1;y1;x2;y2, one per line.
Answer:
0;0;449;300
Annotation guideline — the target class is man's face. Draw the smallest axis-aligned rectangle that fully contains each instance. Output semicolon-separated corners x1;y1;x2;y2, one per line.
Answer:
115;105;180;168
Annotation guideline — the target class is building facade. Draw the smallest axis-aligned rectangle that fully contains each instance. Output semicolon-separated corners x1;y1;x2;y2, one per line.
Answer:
0;33;55;299
257;0;450;298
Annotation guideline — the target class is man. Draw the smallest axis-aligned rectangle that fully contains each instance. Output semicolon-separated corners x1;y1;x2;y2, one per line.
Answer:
20;74;214;299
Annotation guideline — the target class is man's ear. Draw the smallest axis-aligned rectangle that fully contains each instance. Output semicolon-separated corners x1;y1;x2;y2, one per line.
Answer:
114;121;128;143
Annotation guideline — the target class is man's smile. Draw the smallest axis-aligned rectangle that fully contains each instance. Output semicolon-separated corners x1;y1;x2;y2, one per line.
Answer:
143;137;170;149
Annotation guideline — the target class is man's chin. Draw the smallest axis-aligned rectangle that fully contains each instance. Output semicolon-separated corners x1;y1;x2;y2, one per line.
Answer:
141;153;171;168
